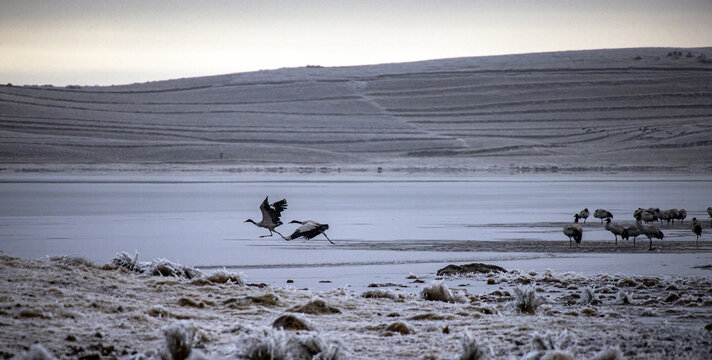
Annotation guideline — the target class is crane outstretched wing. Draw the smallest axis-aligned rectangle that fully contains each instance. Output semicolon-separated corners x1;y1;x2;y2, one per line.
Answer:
271;199;287;214
259;196;287;225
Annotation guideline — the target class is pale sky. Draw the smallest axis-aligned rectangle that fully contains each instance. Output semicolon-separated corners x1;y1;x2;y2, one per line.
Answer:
1;0;711;86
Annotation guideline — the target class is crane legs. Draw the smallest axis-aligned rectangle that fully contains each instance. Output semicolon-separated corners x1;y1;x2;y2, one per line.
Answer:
322;233;334;245
261;229;286;239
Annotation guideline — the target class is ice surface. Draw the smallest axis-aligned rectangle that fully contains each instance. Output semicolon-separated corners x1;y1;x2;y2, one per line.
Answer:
1;175;711;293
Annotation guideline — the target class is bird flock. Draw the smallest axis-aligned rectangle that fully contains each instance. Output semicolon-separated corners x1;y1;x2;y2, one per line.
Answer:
564;206;711;250
245;196;710;250
244;197;333;244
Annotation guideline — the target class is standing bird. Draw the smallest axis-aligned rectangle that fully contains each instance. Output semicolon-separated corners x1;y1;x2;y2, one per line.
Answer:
707;207;712;218
604;218;625;245
578;208;590;223
635;220;664;251
287;220;334;244
637;209;658;224
593;209;613;223
691;217;702;246
563;223;583;248
573;213;581;223
676;209;687;224
658;209;674;225
621;224;641;246
244;196;288;238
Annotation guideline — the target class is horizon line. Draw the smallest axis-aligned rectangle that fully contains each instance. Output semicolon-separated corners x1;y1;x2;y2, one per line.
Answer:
4;45;712;88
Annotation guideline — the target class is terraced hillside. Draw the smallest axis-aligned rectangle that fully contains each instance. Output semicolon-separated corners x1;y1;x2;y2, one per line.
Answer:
1;47;711;172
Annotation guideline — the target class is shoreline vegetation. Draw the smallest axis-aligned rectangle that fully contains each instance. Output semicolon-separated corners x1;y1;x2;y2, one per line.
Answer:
2;253;711;359
0;164;708;176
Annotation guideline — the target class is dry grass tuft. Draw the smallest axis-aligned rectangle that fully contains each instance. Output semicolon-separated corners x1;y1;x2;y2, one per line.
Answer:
420;281;466;303
513;287;544;315
288;298;341;314
361;290;398;300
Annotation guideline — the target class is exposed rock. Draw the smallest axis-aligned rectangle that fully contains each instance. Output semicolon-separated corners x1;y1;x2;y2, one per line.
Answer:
273;314;312;331
437;263;506;276
288;299;340;314
384;321;413;335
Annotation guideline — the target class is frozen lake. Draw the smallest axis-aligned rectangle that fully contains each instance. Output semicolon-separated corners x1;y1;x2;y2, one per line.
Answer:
1;174;711;290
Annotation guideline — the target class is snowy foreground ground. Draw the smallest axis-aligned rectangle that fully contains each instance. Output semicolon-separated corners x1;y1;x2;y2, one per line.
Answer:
2;254;711;359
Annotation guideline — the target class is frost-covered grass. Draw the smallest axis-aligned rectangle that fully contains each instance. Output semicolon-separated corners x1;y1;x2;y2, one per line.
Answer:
14;344;55;360
237;327;348;360
110;251;245;285
458;331;493;360
420;281;467;303
512;287;545;315
2;255;711;359
159;321;198;360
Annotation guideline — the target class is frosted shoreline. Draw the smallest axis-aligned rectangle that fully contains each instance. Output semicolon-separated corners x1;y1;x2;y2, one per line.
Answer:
2;254;710;359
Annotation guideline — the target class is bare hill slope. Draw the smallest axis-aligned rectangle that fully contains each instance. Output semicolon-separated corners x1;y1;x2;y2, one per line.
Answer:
1;48;711;173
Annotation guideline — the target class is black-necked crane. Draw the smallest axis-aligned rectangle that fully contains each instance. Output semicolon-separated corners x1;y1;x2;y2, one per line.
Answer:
593;209;613;223
658;209;674;225
691;217;702;246
636;209;658;224
604;218;625;245
621;224;641;246
676;208;687;224
286;220;334;244
573;213;581;223
578;208;590;223
563;223;583;248
707;207;712;218
635;220;664;251
244;196;288;238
